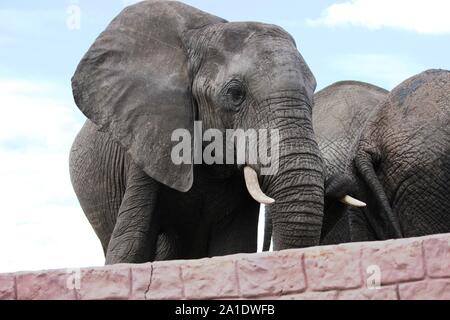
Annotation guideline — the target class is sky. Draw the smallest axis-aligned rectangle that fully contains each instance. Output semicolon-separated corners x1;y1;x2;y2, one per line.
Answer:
1;0;449;272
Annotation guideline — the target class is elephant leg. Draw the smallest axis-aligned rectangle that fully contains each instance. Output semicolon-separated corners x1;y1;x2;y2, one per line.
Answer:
320;212;353;245
208;200;259;257
348;208;376;242
105;163;160;264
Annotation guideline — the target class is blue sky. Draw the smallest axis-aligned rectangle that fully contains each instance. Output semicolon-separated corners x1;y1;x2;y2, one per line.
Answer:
1;0;449;272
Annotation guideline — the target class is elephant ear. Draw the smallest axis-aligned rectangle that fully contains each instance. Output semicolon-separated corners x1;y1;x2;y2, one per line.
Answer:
72;1;226;192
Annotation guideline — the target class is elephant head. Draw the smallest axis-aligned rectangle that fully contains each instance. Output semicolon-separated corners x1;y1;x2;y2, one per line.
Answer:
72;0;324;250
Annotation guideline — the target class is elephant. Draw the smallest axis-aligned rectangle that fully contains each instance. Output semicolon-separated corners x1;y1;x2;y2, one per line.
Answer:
350;69;450;240
313;80;390;244
317;69;450;244
69;0;327;264
265;69;450;248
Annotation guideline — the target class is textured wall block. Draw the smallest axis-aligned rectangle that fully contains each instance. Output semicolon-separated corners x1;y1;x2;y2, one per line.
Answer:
132;262;184;300
361;239;425;285
237;251;305;298
0;274;16;300
78;265;130;300
423;236;450;278
130;263;152;300
16;269;76;300
280;291;338;300
2;233;450;301
304;244;362;291
399;280;450;300
182;257;239;299
337;286;398;300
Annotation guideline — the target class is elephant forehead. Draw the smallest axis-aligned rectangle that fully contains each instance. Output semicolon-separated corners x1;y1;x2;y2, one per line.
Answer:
389;69;450;117
218;22;295;51
202;37;307;96
313;81;388;135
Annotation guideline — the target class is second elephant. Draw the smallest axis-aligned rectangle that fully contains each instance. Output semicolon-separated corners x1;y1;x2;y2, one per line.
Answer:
318;69;450;243
265;69;450;248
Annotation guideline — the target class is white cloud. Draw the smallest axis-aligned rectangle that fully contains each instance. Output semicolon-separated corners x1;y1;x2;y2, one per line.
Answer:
0;79;104;272
330;53;423;89
308;0;450;34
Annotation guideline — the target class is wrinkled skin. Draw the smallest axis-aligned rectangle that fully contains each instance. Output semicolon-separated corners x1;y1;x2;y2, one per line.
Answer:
318;70;450;244
314;81;390;244
70;1;324;264
266;70;450;248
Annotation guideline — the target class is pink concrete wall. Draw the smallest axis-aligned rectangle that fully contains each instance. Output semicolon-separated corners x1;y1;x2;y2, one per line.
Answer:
1;233;449;300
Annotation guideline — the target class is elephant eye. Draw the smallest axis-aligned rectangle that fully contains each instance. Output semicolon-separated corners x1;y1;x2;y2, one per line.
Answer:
223;80;246;108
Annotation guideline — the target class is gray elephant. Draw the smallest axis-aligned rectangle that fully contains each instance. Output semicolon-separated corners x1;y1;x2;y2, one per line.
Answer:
314;81;390;244
318;69;450;244
69;0;326;264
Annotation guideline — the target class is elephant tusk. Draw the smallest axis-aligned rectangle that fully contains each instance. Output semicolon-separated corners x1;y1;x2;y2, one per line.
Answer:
243;166;275;205
340;195;367;208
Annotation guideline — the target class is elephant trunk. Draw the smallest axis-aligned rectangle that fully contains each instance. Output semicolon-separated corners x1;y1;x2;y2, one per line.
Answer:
260;106;325;250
